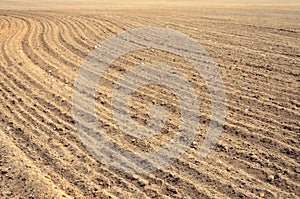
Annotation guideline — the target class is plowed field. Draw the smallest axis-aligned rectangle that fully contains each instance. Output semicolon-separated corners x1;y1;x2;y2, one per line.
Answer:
0;2;299;199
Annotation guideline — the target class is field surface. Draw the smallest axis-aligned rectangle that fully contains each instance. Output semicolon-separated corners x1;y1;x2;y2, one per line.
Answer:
0;1;299;198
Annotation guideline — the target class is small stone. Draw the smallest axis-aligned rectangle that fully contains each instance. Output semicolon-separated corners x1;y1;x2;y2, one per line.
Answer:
137;179;146;187
6;126;11;131
259;192;265;198
295;167;300;173
250;154;258;161
1;168;9;174
191;141;197;149
268;174;274;182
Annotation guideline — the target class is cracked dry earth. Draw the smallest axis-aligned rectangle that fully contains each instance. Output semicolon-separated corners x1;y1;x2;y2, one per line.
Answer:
0;3;299;199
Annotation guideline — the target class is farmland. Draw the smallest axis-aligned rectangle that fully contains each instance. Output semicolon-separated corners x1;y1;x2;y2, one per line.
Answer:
0;1;299;198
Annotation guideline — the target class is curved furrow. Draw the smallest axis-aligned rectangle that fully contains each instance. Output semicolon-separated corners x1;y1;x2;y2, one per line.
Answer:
35;15;80;70
0;130;77;198
12;14;81;108
200;32;299;79
57;14;123;63
0;59;76;145
0;14;150;198
95;73;298;150
175;153;298;198
89;49;298;142
214;149;300;195
40;13;91;57
76;17;298;116
151;13;300;60
3;15;75;120
66;15;102;47
94;16;133;32
224;100;298;144
130;13;299;80
65;18;298;168
72;91;232;197
83;57;298;169
1;8;299;198
223;121;299;167
164;163;258;198
0;57;145;199
0;14;108;191
199;28;299;61
0;15;97;191
89;87;299;193
81;16;123;36
90;84;297;194
2;63;296;199
0;15;91;197
117;16;296;108
216;56;299;97
0;85;88;197
168;161;265;198
0;17;6;30
12;14;75;85
226;90;299;126
0;17;11;38
15;12;85;78
74;13;137;43
171;26;300;83
121;53;299;128
91;87;299;179
48;12;92;38
0;17;14;65
59;10;298;138
55;20;89;58
93;97;299;193
94;97;299;176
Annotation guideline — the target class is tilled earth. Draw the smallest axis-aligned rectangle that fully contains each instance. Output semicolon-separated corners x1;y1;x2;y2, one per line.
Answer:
0;4;299;199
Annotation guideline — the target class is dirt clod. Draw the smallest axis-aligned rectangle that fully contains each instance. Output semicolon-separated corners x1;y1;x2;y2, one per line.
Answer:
259;192;265;198
268;175;275;182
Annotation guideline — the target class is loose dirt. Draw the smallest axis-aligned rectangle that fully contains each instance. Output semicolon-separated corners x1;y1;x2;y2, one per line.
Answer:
0;1;299;198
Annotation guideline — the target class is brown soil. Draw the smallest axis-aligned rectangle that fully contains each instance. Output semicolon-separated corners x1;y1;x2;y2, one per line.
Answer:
0;1;299;198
